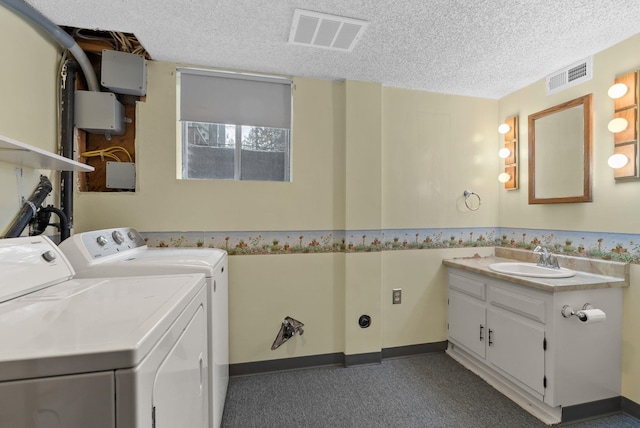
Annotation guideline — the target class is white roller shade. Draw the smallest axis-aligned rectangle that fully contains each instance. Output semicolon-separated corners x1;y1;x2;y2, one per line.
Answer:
178;68;292;129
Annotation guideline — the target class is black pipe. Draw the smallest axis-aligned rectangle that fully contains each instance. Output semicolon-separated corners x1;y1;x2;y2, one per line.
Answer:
31;205;69;240
3;175;53;238
60;60;78;242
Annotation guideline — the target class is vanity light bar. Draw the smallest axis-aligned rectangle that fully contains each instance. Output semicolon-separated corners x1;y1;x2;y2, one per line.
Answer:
498;116;518;190
608;70;639;180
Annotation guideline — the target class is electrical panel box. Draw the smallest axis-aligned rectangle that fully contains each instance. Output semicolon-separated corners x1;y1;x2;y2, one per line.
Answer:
75;91;125;135
101;50;147;96
106;162;136;190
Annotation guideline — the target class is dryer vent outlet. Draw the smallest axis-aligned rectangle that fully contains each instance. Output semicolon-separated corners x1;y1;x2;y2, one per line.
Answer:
271;316;304;350
358;315;371;328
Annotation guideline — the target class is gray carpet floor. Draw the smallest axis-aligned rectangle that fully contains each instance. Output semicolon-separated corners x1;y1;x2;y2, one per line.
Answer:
221;353;640;428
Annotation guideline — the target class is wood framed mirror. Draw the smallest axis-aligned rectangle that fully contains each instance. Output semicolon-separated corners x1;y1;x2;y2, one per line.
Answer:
528;94;593;204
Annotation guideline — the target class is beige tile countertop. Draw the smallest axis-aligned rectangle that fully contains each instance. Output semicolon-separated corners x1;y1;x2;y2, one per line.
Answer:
442;247;629;292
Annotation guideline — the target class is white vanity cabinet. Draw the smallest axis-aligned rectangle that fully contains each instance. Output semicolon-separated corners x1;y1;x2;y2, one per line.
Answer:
445;266;623;424
448;270;547;399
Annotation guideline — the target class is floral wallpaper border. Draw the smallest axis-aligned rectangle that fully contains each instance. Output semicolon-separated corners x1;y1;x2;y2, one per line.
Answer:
140;227;640;264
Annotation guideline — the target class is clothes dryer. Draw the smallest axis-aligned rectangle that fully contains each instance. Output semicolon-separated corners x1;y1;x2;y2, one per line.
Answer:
59;227;228;428
0;235;208;428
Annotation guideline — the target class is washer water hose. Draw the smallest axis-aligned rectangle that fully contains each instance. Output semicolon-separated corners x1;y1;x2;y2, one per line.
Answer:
31;205;69;240
3;175;52;238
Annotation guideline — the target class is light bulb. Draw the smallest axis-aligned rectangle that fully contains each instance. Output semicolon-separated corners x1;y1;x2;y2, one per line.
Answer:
498;123;510;134
608;117;628;133
498;172;511;183
608;153;629;169
608;83;628;99
498;148;511;158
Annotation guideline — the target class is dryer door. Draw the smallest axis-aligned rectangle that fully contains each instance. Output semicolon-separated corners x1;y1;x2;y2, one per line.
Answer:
153;303;208;428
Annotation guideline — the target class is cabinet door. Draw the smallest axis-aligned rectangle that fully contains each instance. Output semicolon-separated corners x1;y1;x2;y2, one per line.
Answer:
448;289;487;359
487;308;545;396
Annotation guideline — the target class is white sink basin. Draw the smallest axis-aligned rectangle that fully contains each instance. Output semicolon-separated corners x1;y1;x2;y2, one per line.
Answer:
488;262;575;278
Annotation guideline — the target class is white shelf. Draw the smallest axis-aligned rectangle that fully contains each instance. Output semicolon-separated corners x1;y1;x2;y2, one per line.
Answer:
0;134;93;172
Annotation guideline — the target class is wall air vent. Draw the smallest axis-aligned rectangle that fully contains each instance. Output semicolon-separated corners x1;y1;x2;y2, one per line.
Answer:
288;9;368;52
546;56;593;95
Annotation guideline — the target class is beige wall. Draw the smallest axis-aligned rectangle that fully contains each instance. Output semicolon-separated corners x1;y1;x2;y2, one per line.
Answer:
229;253;345;361
498;32;640;405
381;247;493;349
0;7;61;234
382;87;499;229
73;64;347;232
378;86;499;351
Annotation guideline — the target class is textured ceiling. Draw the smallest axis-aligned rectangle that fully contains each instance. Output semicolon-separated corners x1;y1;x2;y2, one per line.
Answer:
20;0;640;99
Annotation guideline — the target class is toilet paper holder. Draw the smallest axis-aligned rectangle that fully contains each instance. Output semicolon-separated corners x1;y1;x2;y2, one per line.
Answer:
561;303;594;321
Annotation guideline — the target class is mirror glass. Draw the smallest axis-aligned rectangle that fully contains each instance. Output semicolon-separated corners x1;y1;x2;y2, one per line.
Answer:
528;94;592;204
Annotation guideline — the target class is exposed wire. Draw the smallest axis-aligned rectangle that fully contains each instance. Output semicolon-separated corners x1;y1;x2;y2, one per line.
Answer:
67;27;149;58
81;146;133;163
72;28;116;50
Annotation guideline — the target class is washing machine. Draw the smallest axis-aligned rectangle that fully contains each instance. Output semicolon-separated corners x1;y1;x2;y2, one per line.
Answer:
0;235;209;428
59;227;228;428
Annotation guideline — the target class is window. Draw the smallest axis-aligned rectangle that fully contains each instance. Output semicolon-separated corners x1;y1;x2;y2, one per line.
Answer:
178;68;292;181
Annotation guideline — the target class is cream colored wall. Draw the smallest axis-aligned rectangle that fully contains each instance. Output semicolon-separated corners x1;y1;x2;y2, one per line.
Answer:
229;253;344;362
73;63;346;232
343;81;384;356
0;7;61;234
498;33;640;405
379;87;499;350
382;87;499;229
345;80;382;230
381;247;494;348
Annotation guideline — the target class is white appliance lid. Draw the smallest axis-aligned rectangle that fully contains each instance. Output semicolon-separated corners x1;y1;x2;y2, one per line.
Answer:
58;228;226;277
111;248;225;274
0;273;206;381
71;249;227;278
0;236;74;303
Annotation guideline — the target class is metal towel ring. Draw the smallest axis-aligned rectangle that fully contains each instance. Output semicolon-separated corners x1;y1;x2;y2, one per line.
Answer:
463;190;481;211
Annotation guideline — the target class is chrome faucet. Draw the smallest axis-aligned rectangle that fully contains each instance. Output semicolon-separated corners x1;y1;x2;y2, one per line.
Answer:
533;245;560;269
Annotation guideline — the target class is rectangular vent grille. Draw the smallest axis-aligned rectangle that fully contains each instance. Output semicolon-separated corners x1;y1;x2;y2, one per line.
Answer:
568;62;587;82
288;9;368;52
546;57;593;95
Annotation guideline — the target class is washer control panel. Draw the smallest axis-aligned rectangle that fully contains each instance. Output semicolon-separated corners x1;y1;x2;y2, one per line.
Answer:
70;227;147;260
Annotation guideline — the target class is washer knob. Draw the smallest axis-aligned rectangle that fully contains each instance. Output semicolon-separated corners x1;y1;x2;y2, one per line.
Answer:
127;230;137;241
112;230;125;245
96;235;108;246
41;250;57;262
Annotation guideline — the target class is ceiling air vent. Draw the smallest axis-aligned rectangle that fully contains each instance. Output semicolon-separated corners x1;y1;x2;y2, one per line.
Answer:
546;56;593;95
288;9;368;52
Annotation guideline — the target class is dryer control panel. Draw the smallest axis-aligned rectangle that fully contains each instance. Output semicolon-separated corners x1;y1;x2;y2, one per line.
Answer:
60;227;147;262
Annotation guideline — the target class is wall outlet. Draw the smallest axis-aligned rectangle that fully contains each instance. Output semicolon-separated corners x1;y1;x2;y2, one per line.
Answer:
392;288;402;304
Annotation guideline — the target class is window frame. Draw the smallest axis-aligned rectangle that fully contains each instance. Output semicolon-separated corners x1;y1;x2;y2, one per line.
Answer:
177;68;293;182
